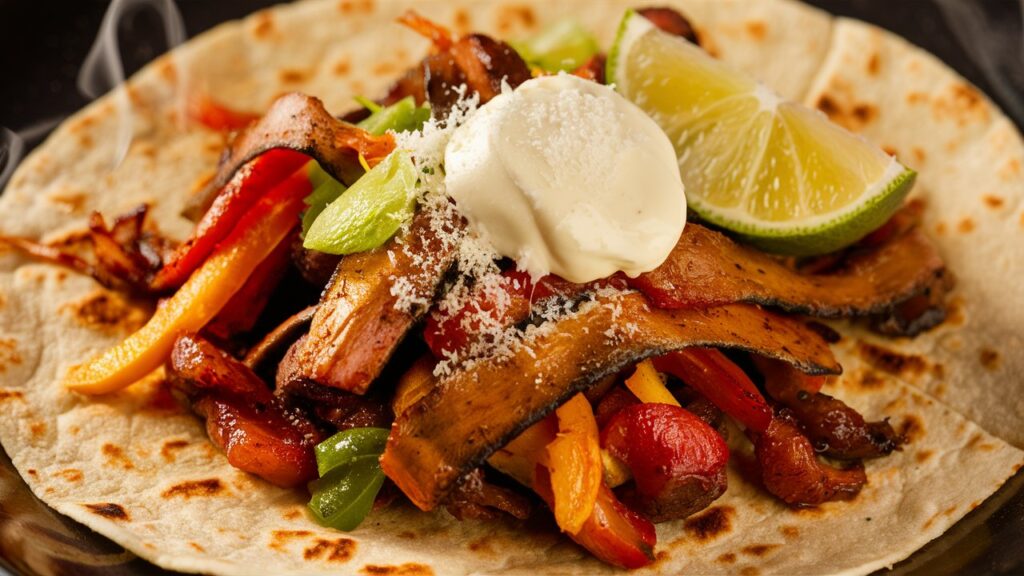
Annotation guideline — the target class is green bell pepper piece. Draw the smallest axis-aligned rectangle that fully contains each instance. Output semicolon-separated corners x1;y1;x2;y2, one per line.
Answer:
302;150;418;255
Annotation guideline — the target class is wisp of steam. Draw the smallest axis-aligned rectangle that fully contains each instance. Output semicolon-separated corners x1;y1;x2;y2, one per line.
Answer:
1;2;1022;191
78;0;187;168
0;0;186;190
0;128;26;192
934;0;1024;128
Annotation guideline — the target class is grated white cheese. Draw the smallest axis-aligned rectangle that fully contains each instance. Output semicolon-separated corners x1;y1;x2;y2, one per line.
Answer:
387;85;643;378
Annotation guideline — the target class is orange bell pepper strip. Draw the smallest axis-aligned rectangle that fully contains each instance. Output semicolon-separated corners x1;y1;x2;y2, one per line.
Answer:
150;149;310;292
65;169;312;395
623;359;680;407
487;415;557;488
547;393;602;535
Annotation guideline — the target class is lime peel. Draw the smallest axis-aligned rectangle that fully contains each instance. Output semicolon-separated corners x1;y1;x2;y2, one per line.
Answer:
610;10;915;255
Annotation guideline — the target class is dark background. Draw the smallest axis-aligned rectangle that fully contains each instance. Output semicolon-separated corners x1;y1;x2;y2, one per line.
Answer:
1;1;1022;141
0;1;1022;575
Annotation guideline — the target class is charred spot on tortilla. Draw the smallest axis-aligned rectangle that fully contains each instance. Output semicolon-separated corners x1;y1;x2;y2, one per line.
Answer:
332;58;351;77
866;53;881;75
982;195;1005;209
161;478;225;499
966;432;998;452
856;342;928;378
29;421;46;439
46;189;90;215
101;443;134;470
57;469;84;483
251;11;276;40
84;503;130;521
741;544;779;557
338;0;374;15
998;157;1022;181
717;552;737;564
898;415;925;444
0;339;23;374
850;369;886;390
303;538;356;562
744;20;767;41
682;506;734;541
915;449;935;463
360;564;434;576
372;61;402;78
932;83;990;125
910;147;926;164
63;289;149;335
814;95;878;132
269;530;314;552
979;348;1001;370
279;68;313;85
0;389;23;402
159;439;189;462
281;508;303;521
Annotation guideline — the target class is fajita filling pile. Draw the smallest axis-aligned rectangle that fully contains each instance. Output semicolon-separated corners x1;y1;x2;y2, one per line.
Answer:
1;4;1018;573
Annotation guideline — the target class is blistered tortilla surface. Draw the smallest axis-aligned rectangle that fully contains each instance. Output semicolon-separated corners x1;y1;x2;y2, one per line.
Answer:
0;1;1022;575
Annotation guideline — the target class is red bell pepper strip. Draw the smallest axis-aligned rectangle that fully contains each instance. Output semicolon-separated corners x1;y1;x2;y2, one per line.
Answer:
652;348;772;433
150;149;309;291
535;468;656;570
65;169;312;395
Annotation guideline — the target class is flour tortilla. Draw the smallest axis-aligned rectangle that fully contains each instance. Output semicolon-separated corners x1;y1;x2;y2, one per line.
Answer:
0;1;1022;574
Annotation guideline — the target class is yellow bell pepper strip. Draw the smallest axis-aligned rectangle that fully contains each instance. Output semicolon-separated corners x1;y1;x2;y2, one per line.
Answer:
65;169;312;394
623;359;680;407
487;415;556;488
546;392;602;535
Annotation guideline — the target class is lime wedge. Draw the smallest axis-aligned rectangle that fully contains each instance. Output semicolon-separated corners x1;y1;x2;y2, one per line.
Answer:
609;10;915;255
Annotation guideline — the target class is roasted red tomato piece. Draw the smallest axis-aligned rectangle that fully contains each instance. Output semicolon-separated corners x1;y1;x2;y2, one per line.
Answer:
601;403;728;522
169;335;320;488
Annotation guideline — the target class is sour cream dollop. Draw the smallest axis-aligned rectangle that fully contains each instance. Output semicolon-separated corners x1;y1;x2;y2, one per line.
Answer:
443;74;686;283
